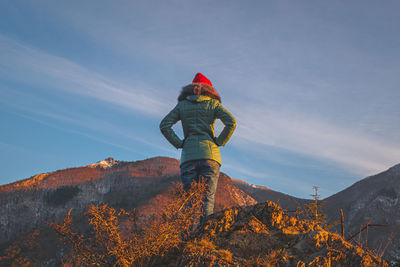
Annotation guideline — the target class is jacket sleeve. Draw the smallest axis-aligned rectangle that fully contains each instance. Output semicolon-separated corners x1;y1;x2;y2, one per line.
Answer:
160;104;184;149
214;102;237;146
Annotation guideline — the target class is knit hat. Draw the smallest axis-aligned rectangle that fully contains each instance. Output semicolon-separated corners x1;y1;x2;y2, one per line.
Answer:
178;72;221;102
192;73;212;86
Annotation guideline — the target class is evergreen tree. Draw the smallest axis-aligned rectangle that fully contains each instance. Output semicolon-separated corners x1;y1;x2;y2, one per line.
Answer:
304;186;328;229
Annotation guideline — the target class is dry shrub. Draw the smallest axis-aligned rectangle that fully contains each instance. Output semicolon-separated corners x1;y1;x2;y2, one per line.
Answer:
180;237;233;266
247;248;290;267
49;179;207;266
307;226;389;267
0;229;40;267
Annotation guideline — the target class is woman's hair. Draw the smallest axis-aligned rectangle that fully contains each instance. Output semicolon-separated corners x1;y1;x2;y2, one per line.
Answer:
178;83;221;103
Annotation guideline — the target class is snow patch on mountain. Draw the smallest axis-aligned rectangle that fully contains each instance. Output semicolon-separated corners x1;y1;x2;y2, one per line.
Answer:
89;157;120;169
230;178;271;191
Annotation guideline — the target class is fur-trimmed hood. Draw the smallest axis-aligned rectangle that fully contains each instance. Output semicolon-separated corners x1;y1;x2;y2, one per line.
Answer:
178;83;221;103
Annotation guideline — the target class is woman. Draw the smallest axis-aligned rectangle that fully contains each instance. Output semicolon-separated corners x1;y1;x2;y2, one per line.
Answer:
160;73;236;223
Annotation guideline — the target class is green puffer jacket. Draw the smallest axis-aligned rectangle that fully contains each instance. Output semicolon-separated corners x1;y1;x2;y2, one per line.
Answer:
160;94;236;167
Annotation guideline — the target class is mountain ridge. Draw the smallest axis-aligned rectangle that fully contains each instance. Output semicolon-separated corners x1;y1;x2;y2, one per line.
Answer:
0;156;255;248
0;156;179;192
323;162;400;262
1;156;399;263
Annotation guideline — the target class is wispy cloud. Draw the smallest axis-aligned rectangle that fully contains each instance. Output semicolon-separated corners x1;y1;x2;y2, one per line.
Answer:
222;163;267;179
231;105;400;175
2;33;399;177
0;35;172;117
2;7;400;182
0;87;175;155
7;110;150;155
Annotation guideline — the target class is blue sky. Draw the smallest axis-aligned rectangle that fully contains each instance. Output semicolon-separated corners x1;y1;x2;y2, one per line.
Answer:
1;1;399;198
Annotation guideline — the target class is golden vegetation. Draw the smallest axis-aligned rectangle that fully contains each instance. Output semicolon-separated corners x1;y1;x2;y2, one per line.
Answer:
1;180;392;266
0;229;40;267
180;237;233;266
11;173;49;190
48;180;208;266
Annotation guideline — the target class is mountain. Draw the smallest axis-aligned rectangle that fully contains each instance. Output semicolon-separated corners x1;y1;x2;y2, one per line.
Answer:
0;156;256;250
1;157;399;264
324;163;400;262
231;178;311;211
232;165;400;263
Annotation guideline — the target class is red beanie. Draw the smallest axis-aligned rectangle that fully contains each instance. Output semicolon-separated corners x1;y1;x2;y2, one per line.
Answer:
192;73;212;86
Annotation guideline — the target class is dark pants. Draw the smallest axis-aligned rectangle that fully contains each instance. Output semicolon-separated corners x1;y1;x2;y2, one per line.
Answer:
180;159;220;224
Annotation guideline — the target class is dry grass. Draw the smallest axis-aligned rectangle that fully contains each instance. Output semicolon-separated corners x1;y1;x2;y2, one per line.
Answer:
48;179;207;266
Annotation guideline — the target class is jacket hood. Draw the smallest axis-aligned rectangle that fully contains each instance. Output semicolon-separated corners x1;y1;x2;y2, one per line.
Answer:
185;95;212;103
178;83;221;103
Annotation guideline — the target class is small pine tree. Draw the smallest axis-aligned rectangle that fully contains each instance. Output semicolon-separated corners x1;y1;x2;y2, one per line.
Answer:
304;186;328;228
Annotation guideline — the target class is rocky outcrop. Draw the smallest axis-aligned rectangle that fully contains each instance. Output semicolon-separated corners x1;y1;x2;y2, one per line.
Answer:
182;201;389;266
